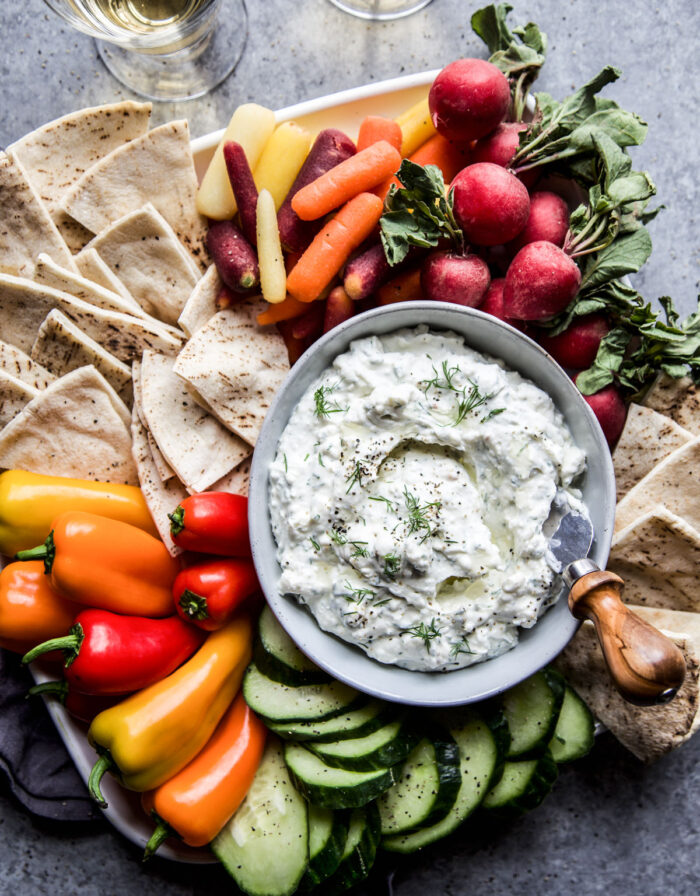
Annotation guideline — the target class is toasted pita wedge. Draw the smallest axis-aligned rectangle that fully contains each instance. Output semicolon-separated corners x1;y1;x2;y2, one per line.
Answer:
0;152;76;278
80;204;200;325
0;340;55;390
614;437;700;533
75;247;138;307
0;365;136;484
173;300;289;446
131;358;175;483
31;310;133;407
0;370;40;427
210;455;252;497
608;505;700;613
613;403;694;499
178;265;223;337
60;120;207;268
643;374;699;435
555;619;699;763
0;273;182;362
140;350;250;494
130;407;186;557
630;607;700;655
34;252;146;318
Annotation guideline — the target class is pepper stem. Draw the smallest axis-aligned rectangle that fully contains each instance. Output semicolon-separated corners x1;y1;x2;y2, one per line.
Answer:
16;530;56;574
143;819;175;862
21;623;84;668
28;680;70;703
168;505;185;536
179;589;210;621
88;753;114;808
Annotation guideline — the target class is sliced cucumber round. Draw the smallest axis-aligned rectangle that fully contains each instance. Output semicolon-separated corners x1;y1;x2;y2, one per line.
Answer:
323;803;381;895
382;711;499;854
548;685;595;763
301;805;349;891
309;720;417;772
377;730;461;837
212;738;308;896
267;700;390;743
284;743;400;809
255;606;330;686
482;749;558;815
243;663;361;724
500;668;565;759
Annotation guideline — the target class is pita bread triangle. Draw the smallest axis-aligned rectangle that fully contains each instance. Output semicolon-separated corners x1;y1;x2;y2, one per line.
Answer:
0;370;40;427
75;247;138;307
643;374;699;435
0;339;55;390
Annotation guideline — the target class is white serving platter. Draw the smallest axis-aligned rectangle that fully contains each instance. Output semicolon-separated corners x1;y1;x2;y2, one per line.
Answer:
23;68;438;863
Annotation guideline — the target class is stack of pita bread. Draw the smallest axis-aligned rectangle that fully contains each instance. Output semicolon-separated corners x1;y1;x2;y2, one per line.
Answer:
0;102;289;554
556;375;700;761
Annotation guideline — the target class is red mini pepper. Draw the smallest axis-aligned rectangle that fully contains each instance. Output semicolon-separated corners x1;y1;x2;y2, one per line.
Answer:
29;680;124;724
168;492;250;557
173;558;260;631
21;609;205;695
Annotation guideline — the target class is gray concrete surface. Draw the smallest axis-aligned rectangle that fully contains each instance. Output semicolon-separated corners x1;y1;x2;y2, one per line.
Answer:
1;0;699;894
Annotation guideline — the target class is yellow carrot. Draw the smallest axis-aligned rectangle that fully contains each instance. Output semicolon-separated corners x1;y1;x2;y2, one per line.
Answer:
256;189;287;304
257;295;307;326
286;192;384;304
395;95;436;157
291;141;401;222
357;115;403;153
253;122;313;210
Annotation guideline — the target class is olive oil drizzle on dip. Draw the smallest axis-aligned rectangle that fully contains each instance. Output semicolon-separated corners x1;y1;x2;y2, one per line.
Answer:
269;327;588;673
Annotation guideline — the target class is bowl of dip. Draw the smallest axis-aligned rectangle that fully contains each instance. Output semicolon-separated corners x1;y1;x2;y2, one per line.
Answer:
248;302;615;706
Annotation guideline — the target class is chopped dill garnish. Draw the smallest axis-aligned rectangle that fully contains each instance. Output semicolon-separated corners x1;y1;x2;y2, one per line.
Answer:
318;453;325;466
481;407;506;424
350;541;369;558
309;536;321;551
406;618;441;652
283;453;288;472
345;461;366;494
450;636;474;658
369;495;396;512
453;380;491;425
328;528;347;546
342;580;375;604
383;552;401;579
304;453;310;461
422;360;462;394
403;486;441;542
313;384;347;418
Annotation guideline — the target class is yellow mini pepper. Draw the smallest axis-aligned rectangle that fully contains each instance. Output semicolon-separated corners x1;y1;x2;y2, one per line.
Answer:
87;612;253;805
0;470;158;556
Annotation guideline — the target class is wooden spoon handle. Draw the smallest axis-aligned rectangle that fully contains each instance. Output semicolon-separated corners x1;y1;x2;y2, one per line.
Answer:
568;570;686;706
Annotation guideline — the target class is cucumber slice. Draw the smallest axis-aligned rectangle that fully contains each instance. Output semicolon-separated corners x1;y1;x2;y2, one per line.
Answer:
377;731;461;837
255;606;330;686
212;738;308;896
284;743;400;809
243;663;361;723
382;711;499;853
548;685;595;763
482;749;558;814
267;700;390;743
309;720;417;772
323;804;381;895
301;806;349;890
500;668;565;758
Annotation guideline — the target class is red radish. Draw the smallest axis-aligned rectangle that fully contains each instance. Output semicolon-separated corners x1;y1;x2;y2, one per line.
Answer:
451;163;531;246
324;286;355;333
538;313;611;370
503;241;581;320
574;375;627;447
207;220;259;293
277;128;356;253
429;58;510;143
223;141;259;246
508;191;570;253
478;278;529;333
470;122;527;167
420;251;490;307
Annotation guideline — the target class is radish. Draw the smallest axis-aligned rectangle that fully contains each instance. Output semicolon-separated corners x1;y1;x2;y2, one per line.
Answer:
478;278;529;333
508;191;570;253
503;241;581;320
429;58;510;143
470;122;527;167
574;375;627;447
451;163;530;246
420;251;490;307
538;313;611;369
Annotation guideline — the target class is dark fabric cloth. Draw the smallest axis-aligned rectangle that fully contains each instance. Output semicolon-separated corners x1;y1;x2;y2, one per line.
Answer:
0;648;96;820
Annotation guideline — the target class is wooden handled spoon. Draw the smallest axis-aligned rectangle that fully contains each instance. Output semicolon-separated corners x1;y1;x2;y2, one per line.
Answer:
551;512;686;706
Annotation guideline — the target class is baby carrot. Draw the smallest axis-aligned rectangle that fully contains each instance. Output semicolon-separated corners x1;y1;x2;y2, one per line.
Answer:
291;141;401;222
395;95;435;157
410;133;470;184
357;115;403;153
257;295;307;326
256;189;287;304
286;192;384;304
377;267;424;305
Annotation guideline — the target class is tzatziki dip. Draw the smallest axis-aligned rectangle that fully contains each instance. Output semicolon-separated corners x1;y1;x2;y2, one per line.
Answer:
269;327;587;673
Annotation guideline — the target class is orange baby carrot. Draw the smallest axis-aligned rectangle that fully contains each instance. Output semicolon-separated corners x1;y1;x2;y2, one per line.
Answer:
377;268;424;305
286;192;384;303
291;141;401;222
357;116;403;153
410;133;470;185
257;295;307;325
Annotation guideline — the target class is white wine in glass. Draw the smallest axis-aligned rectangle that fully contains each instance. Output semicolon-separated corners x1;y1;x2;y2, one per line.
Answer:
43;0;248;101
327;0;433;20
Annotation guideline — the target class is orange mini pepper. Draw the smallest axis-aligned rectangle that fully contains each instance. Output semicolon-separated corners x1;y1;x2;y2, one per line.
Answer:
16;511;179;618
141;691;266;856
0;561;80;655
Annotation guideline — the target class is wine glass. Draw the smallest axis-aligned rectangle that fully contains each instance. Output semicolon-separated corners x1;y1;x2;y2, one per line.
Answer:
42;0;249;101
327;0;433;20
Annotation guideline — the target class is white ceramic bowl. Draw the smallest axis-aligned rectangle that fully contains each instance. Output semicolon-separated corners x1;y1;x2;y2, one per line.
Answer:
249;302;616;707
